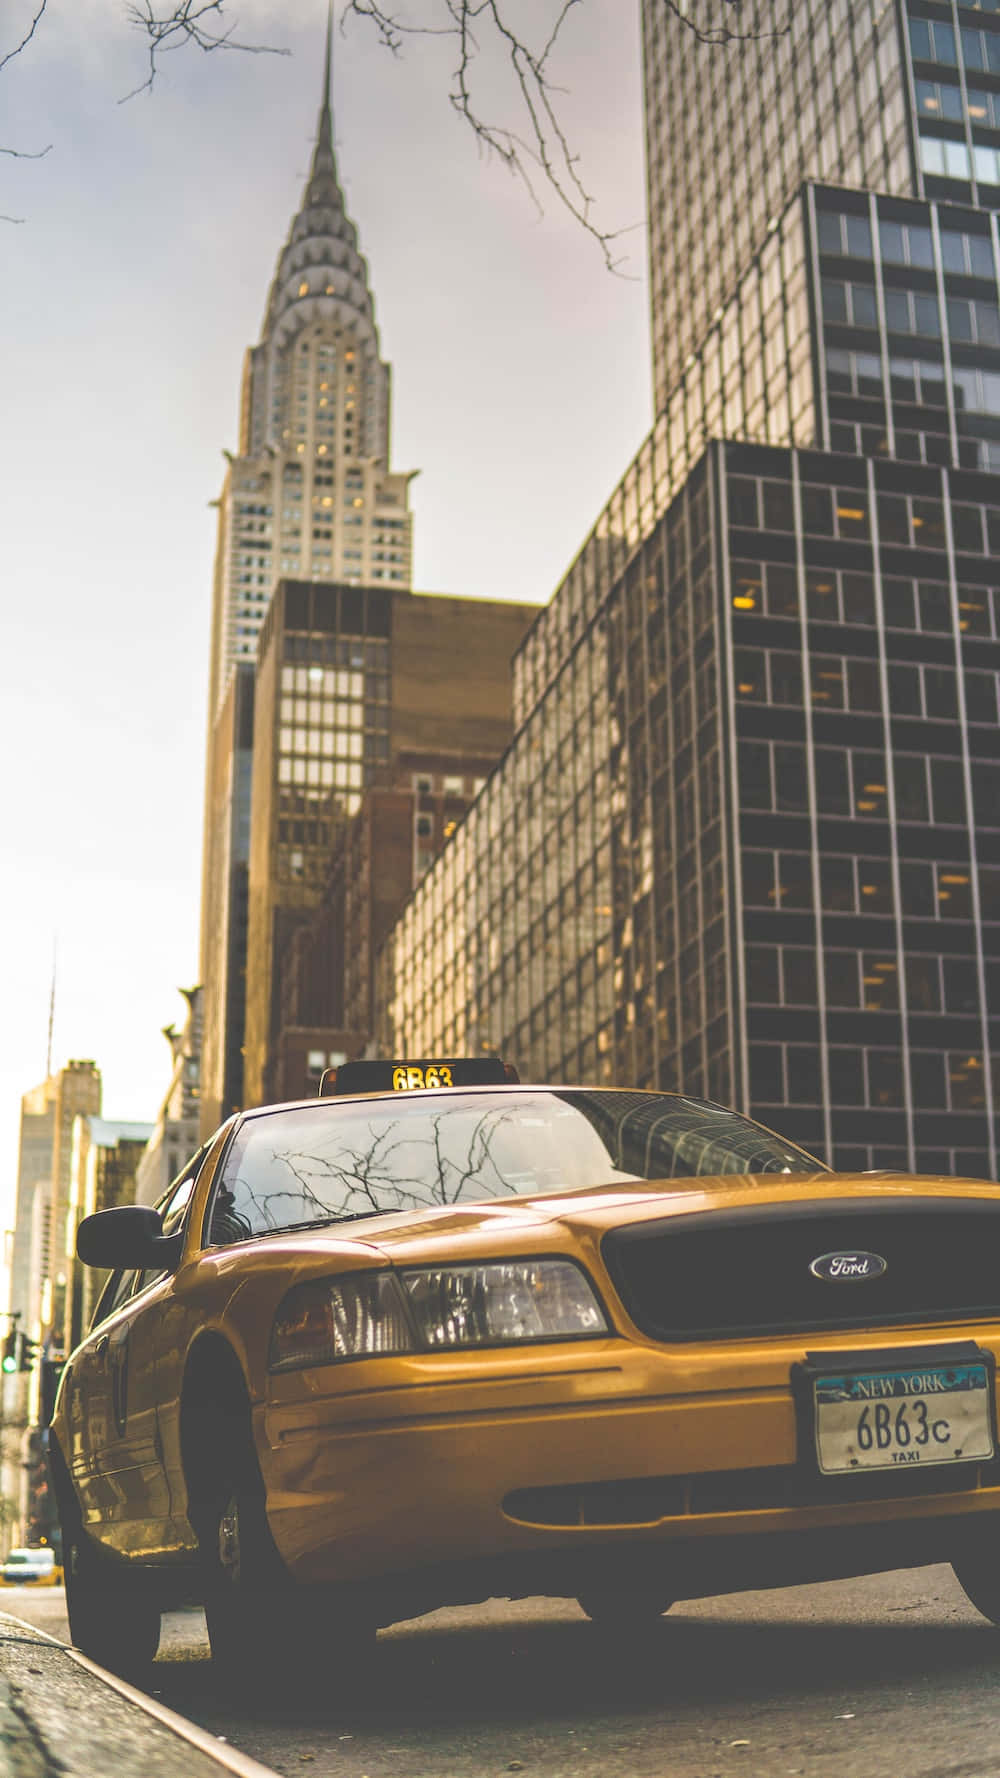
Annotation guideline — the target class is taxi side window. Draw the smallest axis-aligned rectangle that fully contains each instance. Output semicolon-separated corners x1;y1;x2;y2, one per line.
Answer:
92;1268;140;1327
160;1171;197;1239
206;1128;259;1247
88;1156;204;1329
128;1170;200;1299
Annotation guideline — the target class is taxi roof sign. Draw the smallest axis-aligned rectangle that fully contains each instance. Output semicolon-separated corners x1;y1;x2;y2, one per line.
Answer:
318;1058;516;1097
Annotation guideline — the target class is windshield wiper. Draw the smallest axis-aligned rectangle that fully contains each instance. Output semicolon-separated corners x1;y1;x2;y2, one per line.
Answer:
279;1210;394;1233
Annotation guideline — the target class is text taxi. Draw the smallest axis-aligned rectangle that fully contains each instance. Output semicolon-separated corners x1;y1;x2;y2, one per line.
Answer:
50;1058;1000;1677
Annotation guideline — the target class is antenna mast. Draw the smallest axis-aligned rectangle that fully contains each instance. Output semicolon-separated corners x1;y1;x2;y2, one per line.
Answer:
45;939;57;1079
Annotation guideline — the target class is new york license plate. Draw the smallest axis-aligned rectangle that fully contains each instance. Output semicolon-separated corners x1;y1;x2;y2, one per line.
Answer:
814;1361;994;1475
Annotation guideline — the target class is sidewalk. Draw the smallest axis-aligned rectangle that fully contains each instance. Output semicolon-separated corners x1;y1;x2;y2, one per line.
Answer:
0;1614;277;1778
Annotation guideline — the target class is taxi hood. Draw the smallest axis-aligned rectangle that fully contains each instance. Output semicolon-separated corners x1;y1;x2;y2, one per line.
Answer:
337;1168;998;1268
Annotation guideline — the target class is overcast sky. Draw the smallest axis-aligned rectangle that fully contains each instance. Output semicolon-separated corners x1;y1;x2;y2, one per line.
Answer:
0;0;651;1225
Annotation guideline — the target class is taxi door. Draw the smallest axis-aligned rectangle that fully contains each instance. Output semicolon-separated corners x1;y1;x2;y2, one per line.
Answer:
69;1167;201;1557
64;1267;136;1535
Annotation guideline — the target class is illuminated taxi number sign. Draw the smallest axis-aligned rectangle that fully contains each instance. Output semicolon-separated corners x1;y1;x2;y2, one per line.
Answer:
814;1363;994;1475
323;1056;512;1096
392;1064;454;1091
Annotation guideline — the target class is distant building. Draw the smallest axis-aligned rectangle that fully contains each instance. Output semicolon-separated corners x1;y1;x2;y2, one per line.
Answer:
67;1117;154;1350
200;666;254;1134
206;15;414;722
23;1062;103;1355
199;17;416;1128
5;1060;101;1550
135;987;203;1205
241;580;537;1109
268;753;496;1104
9;1081;56;1337
9;1062;101;1342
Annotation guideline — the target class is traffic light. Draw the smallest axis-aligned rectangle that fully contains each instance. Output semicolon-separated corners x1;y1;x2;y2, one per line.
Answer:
19;1336;37;1374
1;1331;17;1374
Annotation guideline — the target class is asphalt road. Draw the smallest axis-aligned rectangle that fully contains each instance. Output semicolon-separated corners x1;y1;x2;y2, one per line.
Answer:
10;1567;1000;1778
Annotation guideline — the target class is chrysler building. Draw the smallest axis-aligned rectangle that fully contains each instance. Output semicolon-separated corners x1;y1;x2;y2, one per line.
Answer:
206;10;415;721
199;10;415;1131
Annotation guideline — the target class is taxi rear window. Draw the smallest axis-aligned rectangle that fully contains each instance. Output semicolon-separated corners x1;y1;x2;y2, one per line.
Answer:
206;1089;822;1245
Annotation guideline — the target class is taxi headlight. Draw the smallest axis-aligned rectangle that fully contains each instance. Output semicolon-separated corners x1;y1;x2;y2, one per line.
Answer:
401;1260;608;1347
270;1272;413;1371
269;1260;607;1371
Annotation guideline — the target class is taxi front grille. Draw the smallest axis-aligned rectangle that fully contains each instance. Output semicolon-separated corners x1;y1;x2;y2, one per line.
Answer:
601;1197;1000;1342
503;1458;994;1528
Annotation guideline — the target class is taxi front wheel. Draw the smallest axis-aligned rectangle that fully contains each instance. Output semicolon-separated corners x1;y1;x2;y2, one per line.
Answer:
576;1586;675;1631
204;1485;373;1688
204;1484;288;1679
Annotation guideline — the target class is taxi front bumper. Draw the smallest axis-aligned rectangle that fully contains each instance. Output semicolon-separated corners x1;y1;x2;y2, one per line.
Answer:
258;1332;1000;1592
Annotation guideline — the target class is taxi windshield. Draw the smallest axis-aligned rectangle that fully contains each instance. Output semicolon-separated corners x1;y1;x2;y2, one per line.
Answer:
207;1089;822;1244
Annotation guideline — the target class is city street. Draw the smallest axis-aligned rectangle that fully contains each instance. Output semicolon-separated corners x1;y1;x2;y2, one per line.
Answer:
6;14;1000;1778
10;1566;1000;1778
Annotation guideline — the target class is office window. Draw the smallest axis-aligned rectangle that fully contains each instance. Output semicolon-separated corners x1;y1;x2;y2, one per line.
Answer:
817;211;873;258
880;220;935;267
914;78;966;123
919;136;972;180
908;17;957;63
886;289;941;337
940;230;995;277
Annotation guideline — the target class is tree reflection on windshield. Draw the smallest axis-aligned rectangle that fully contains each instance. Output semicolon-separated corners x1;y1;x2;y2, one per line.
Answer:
207;1089;821;1245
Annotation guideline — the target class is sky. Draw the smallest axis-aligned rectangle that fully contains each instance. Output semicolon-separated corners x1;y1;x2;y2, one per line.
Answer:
0;0;651;1226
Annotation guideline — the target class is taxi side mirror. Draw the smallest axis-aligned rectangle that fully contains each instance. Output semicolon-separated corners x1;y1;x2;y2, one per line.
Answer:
76;1205;183;1273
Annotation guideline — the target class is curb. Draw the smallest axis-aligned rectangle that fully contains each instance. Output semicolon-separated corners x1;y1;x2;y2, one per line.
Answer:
0;1615;279;1778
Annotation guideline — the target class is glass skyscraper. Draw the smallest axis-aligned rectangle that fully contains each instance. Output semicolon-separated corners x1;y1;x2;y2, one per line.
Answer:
375;3;1000;1178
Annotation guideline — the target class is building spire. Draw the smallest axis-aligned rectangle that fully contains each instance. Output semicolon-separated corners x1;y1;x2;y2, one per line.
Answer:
319;1;334;153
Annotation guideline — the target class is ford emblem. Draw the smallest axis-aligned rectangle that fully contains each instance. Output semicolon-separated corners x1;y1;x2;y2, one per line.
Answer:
809;1250;887;1282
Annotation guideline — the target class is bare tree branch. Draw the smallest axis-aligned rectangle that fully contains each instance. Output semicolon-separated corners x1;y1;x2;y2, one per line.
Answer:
1;4;51;207
120;1;289;102
344;0;631;270
0;0;787;234
658;0;784;46
344;0;788;271
0;0;47;76
1;1;284;217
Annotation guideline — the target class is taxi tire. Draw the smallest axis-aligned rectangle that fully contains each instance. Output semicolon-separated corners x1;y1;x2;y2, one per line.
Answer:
203;1484;290;1682
576;1587;674;1630
63;1525;161;1676
952;1556;1000;1626
184;1351;294;1680
189;1362;375;1689
205;1487;364;1692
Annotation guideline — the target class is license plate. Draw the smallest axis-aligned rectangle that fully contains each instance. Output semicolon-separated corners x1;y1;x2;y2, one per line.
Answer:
813;1362;994;1475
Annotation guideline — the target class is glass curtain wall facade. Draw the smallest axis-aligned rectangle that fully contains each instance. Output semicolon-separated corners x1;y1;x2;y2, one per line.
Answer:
375;4;1000;1181
513;191;815;730
910;0;1000;202
642;0;911;412
725;437;998;1176
814;185;1000;470
381;614;618;1081
379;430;1000;1177
244;582;392;1105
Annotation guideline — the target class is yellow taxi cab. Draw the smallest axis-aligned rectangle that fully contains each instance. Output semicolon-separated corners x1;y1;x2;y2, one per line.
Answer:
50;1058;1000;1678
